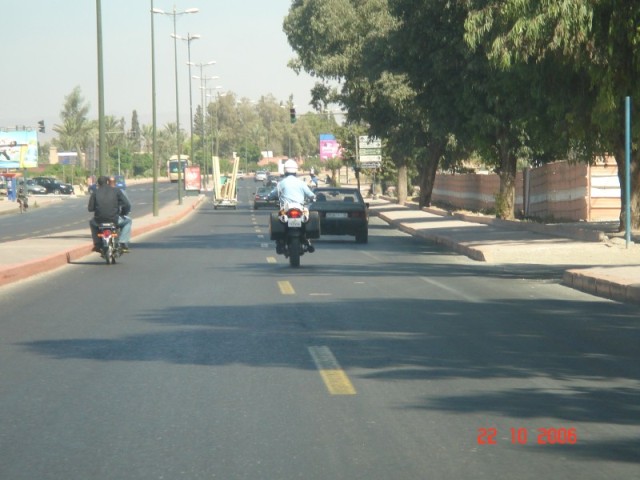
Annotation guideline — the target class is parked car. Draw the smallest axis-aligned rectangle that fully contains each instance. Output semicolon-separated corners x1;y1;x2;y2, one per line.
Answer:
31;177;74;195
18;179;47;195
309;187;369;243
253;186;278;210
255;170;268;182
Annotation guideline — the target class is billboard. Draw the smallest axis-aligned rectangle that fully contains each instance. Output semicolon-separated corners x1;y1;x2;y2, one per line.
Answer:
319;134;341;161
184;166;201;191
0;130;39;169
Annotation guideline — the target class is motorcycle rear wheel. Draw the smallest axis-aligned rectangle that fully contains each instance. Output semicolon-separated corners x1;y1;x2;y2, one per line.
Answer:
104;245;114;264
289;237;301;268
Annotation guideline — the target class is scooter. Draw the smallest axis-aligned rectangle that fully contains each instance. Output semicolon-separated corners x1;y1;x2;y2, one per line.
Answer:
270;202;320;267
97;223;122;265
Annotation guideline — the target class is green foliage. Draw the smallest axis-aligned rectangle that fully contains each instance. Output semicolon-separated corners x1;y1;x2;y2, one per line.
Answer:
325;158;344;186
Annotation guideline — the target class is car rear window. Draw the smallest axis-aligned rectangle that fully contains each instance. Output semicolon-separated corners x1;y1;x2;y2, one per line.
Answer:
316;191;362;203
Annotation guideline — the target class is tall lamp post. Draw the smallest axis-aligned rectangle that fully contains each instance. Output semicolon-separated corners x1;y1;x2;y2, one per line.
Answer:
206;87;224;193
190;60;218;187
150;0;159;215
153;5;199;205
96;0;106;176
173;33;201;175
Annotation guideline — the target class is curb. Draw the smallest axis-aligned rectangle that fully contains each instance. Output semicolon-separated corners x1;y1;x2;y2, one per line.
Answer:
563;269;640;305
374;210;488;262
374;198;606;242
421;207;606;242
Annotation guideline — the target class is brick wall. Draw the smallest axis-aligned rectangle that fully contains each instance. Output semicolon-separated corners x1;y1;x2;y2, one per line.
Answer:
432;158;620;222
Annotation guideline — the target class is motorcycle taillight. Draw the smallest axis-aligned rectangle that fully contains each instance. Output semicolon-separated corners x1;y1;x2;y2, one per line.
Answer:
288;209;302;218
101;230;112;237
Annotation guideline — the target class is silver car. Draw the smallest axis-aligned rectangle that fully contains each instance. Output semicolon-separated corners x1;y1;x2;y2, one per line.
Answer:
19;179;47;195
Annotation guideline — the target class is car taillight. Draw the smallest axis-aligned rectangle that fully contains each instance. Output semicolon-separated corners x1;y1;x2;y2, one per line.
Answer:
288;209;303;218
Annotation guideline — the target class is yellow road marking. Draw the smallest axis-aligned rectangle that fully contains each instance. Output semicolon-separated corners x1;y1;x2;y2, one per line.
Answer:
278;280;295;295
308;346;356;395
266;256;277;263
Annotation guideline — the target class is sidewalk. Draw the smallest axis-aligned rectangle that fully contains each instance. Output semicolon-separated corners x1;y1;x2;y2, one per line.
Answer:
369;200;640;305
0;193;203;288
1;193;639;306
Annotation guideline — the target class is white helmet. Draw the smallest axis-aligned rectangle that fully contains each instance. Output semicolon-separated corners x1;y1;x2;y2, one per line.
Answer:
283;159;298;174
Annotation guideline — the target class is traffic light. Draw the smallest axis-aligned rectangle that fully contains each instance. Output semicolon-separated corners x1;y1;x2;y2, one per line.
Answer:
38;120;45;133
289;108;296;124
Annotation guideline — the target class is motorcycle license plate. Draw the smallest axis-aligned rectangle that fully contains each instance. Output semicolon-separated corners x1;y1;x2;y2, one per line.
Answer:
288;218;302;228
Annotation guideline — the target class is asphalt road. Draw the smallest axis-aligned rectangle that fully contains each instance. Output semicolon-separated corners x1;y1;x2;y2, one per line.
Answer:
0;192;638;479
0;182;181;243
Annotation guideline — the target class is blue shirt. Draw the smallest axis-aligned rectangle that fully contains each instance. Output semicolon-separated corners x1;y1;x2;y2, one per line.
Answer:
276;174;316;208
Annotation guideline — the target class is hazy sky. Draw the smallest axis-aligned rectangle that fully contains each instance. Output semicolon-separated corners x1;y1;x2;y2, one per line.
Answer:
2;0;317;140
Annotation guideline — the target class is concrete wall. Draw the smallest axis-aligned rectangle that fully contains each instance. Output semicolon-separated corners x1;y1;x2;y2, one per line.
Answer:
432;158;620;222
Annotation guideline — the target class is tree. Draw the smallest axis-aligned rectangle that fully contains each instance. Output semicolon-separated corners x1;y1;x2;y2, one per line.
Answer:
130;110;141;152
388;0;544;218
52;86;93;162
464;0;640;228
284;0;424;205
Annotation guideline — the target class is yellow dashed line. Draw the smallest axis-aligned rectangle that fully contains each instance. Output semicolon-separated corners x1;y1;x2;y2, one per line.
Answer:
308;346;356;395
267;257;277;263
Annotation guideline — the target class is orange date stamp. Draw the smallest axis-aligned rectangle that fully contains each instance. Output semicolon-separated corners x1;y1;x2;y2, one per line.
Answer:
477;427;578;445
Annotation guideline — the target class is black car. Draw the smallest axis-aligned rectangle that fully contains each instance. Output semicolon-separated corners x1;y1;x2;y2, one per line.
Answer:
309;187;369;243
31;176;74;195
253;186;278;210
264;173;282;187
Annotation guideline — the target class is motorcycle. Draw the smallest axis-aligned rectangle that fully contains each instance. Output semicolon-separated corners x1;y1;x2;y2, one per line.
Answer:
269;202;320;267
17;188;28;213
17;196;28;213
97;223;122;265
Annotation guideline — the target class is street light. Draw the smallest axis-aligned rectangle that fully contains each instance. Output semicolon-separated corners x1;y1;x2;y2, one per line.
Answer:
188;60;216;188
205;87;224;198
96;0;106;176
195;75;220;185
173;33;201;174
153;5;199;205
150;0;158;215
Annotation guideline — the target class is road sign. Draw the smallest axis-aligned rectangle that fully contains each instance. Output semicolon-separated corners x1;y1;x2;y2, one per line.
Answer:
358;136;382;167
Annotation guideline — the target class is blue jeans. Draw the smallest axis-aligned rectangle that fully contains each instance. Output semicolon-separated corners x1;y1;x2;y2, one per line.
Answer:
117;216;132;243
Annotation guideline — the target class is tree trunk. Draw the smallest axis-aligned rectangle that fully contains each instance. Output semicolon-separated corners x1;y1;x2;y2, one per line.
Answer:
418;141;445;208
397;162;408;205
496;149;517;220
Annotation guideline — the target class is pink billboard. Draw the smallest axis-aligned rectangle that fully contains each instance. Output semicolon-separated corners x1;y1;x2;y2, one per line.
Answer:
319;134;341;160
184;166;201;191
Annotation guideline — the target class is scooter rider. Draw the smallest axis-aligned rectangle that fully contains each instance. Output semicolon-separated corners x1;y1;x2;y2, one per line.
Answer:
273;159;316;253
88;175;132;252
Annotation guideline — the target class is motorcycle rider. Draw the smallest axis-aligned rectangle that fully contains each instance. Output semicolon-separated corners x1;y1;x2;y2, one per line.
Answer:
88;175;132;252
272;159;316;253
16;184;28;211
